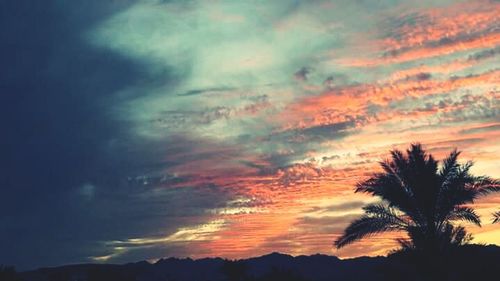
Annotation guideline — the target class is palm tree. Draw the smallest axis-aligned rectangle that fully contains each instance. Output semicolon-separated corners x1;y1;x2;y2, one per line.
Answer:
334;143;499;255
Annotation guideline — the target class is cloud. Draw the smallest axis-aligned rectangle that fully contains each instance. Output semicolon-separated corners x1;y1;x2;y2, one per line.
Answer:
152;95;272;131
296;214;362;234
467;46;500;62
93;219;227;262
2;0;499;270
335;0;500;66
79;183;96;201
294;67;312;81
459;124;500;135
307;201;368;213
178;87;238;97
0;0;160;270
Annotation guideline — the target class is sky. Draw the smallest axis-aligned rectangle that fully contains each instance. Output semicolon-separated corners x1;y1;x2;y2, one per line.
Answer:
0;0;499;270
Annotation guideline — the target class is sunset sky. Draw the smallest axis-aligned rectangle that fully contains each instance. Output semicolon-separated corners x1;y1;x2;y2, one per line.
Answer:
1;0;499;270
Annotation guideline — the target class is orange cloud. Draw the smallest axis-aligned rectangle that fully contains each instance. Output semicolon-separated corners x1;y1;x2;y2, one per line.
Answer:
335;0;500;66
279;70;499;131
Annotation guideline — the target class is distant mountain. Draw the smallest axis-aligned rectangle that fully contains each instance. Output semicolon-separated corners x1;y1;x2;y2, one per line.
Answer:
14;244;500;281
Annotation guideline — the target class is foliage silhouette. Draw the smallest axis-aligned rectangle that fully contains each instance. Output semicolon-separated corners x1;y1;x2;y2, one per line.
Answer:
86;267;137;281
492;211;500;223
257;267;309;281
0;265;22;281
220;259;309;281
335;143;499;256
221;260;249;281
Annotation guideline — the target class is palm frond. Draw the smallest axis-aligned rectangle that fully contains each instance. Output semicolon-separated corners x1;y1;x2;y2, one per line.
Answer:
492;211;500;224
334;215;405;248
448;225;472;246
470;176;500;196
355;172;421;224
439;149;460;178
363;203;408;227
407;143;425;163
396;238;414;251
433;224;472;252
436;162;482;221
447;206;481;226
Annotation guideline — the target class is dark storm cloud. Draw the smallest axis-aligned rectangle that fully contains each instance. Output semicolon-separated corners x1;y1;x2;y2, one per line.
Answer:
0;0;187;270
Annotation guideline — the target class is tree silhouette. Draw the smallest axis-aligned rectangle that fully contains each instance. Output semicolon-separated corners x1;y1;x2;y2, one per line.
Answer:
335;143;499;255
221;260;248;281
0;266;22;281
257;267;309;281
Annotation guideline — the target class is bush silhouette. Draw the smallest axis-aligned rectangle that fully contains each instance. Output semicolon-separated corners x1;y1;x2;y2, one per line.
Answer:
0;266;22;281
221;260;248;281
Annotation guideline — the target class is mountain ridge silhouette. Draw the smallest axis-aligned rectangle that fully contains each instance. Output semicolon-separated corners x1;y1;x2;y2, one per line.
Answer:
14;244;500;281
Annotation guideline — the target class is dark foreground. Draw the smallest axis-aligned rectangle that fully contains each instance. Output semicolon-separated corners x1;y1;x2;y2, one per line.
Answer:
4;245;499;281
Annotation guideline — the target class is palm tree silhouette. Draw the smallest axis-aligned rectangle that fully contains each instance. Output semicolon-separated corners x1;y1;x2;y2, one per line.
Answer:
335;143;499;255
